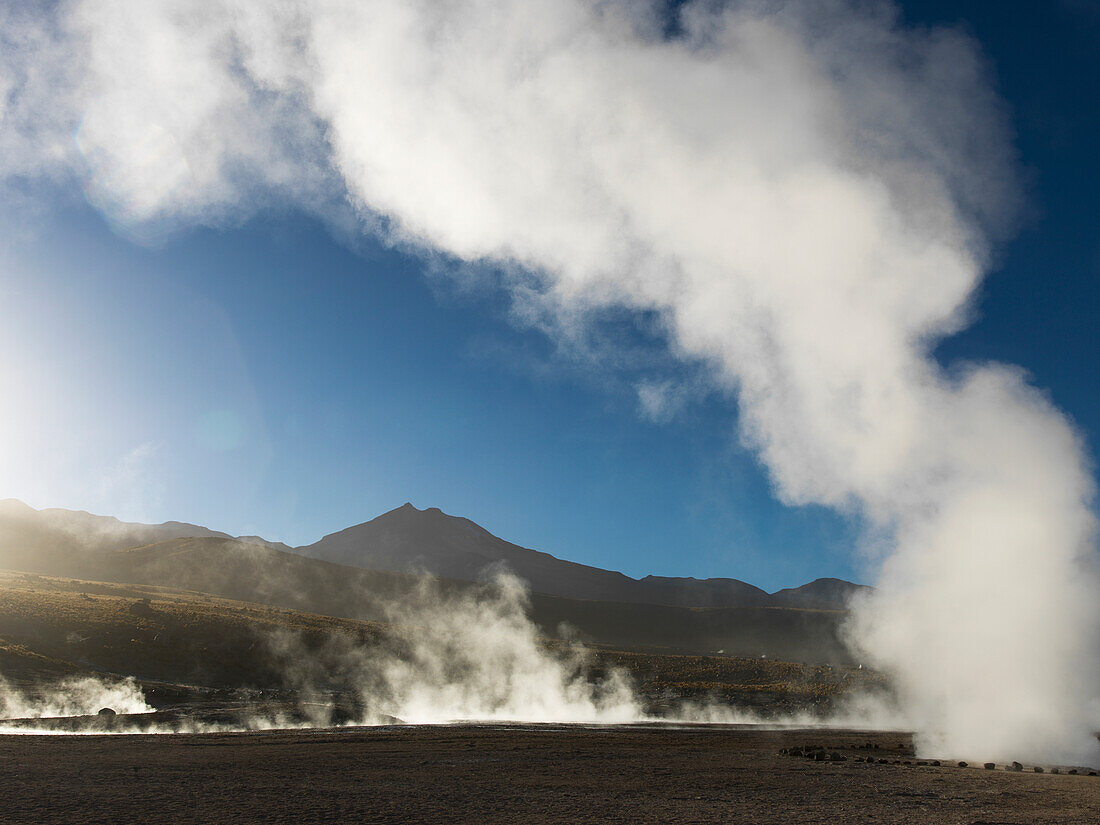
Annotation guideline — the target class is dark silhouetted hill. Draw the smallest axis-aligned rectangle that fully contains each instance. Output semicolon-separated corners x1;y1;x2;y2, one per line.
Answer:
0;500;864;662
300;503;860;610
770;577;871;609
97;537;859;663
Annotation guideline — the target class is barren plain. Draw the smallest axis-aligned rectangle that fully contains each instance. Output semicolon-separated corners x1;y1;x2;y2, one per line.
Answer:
3;725;1098;825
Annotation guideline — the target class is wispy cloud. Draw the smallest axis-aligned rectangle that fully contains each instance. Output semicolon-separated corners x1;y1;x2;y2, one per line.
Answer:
94;442;166;524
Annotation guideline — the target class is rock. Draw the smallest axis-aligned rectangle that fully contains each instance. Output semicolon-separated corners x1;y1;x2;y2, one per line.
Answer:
984;763;996;770
1011;761;1023;772
1068;769;1078;775
957;762;967;768
1033;766;1044;773
129;599;156;618
1050;768;1060;775
931;760;940;767
97;707;116;716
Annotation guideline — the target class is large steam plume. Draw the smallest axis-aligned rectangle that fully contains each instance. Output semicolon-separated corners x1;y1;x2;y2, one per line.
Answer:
2;0;1098;761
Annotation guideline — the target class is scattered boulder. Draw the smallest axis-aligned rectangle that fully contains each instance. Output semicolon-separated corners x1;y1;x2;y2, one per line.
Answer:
1050;768;1060;775
984;763;996;770
957;762;967;768
97;707;116;717
1011;762;1023;772
1033;767;1044;774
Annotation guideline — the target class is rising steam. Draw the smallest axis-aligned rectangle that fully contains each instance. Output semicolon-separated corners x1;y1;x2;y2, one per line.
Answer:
0;574;641;731
2;0;1098;761
268;572;641;725
0;674;150;721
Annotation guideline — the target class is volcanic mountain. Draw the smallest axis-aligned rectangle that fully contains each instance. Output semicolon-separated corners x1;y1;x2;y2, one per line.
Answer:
300;503;867;610
0;501;866;611
0;499;866;610
0;500;867;661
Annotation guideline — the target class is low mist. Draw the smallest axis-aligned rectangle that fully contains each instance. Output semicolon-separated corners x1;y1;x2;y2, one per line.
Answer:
0;675;150;722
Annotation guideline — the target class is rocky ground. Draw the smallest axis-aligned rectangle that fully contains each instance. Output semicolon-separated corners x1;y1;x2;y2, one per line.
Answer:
2;724;1097;824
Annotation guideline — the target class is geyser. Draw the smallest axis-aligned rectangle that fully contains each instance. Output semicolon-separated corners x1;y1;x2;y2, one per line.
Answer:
0;675;150;722
266;572;642;725
2;0;1098;762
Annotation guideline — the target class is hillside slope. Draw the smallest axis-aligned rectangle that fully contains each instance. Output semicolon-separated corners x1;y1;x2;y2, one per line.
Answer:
0;499;229;556
1;535;852;663
0;572;878;721
1;499;867;611
0;500;862;661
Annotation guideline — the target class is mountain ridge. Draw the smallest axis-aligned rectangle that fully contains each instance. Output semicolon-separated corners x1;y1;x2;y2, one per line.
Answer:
299;502;867;610
0;499;867;610
0;536;857;663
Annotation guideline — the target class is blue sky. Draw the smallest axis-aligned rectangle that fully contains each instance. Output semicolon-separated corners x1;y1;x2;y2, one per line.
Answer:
1;1;1097;591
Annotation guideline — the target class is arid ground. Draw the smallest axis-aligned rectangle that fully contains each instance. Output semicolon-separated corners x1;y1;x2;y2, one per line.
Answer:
1;573;1097;823
3;724;1097;825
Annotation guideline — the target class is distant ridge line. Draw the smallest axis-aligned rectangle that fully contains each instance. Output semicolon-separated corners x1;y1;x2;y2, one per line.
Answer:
298;502;869;610
0;498;867;610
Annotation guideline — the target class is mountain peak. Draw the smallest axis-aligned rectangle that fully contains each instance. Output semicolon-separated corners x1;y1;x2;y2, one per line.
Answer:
298;504;862;609
1;499;865;611
381;503;453;521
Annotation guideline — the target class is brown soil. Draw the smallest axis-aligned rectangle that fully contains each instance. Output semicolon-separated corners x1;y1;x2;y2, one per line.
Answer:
2;725;1096;824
